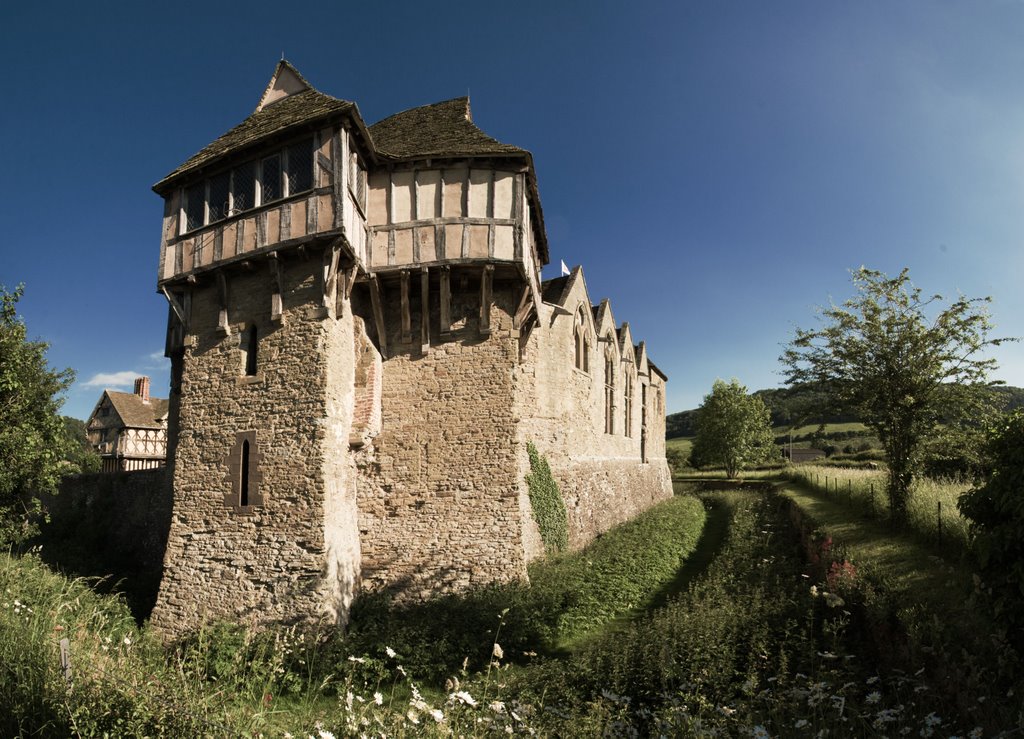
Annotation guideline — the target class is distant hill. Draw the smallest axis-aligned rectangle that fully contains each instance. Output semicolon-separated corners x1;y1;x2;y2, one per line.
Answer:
666;384;1024;439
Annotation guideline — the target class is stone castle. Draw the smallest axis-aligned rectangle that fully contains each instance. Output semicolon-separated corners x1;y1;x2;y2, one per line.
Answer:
149;61;672;635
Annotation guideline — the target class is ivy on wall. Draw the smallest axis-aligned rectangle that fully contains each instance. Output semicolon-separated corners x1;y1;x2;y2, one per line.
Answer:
526;442;568;554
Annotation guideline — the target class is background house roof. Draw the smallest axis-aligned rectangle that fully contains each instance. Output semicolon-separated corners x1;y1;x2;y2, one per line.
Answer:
104;391;169;429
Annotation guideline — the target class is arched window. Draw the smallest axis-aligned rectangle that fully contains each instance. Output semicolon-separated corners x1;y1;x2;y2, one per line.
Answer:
224;430;263;511
574;308;589;372
624;364;634;438
604;347;615;434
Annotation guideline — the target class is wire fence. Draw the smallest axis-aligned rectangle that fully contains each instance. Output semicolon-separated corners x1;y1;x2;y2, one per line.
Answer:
787;465;973;554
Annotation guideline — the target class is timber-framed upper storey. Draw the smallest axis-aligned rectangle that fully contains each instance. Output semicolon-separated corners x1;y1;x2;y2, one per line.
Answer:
154;61;549;315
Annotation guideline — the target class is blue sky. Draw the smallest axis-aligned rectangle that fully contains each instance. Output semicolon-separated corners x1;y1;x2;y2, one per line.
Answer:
3;1;1024;420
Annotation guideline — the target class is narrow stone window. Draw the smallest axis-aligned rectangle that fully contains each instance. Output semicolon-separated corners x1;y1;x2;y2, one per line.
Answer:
574;308;589;372
641;383;649;463
624;367;633;438
240;439;251;506
224;430;263;511
242;324;258;376
604;350;615;434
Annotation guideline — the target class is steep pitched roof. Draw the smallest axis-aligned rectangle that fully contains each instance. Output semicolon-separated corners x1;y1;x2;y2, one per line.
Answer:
540;275;570;305
153;61;360;194
368;97;527;160
105;391;169;429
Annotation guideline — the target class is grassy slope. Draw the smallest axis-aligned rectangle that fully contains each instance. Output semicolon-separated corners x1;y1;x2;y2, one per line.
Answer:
780;482;1022;731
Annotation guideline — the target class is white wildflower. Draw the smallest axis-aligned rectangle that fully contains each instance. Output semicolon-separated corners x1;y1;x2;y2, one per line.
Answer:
968;728;983;739
753;725;770;739
123;635;132;646
489;700;506;713
492;642;504;659
385;646;397;659
810;585;819;597
923;712;941;727
374;691;383;706
453;690;477;706
316;728;336;739
430;708;444;722
866;676;879;684
823;592;845;608
865;691;881;704
718;705;736;717
347;656;366;664
406;709;420;725
794;719;809;729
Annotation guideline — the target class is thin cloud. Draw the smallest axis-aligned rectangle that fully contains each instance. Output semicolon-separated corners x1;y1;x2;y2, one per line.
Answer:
81;371;139;389
145;350;170;368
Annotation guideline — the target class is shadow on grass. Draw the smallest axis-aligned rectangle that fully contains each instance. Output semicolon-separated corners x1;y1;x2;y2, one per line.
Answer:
646;491;732;610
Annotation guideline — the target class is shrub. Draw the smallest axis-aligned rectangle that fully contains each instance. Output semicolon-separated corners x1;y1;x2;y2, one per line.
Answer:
525;442;568;553
958;410;1024;646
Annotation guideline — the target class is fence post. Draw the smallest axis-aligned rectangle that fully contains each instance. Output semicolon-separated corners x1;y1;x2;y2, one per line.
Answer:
59;637;72;693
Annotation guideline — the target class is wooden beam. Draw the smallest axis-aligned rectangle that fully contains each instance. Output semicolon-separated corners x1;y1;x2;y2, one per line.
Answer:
420;267;430;353
321;242;341;314
269;254;284;324
331;127;345;229
440;266;451;338
161;286;189;331
479;264;493;336
216;272;230;335
400;269;412;344
513;286;532;329
343;263;358;300
368;274;388;358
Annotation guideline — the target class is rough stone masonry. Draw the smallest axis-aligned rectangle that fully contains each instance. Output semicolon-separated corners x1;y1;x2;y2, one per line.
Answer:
148;61;672;636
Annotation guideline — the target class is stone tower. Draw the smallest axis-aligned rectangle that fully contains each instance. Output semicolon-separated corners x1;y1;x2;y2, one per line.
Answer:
150;62;672;636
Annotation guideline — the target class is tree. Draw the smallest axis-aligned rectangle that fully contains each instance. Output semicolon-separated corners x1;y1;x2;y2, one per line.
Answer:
958;410;1024;647
690;379;775;478
62;416;102;474
781;267;1010;526
0;285;75;547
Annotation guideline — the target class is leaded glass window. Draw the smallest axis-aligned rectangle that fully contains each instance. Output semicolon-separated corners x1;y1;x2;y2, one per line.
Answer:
286;139;313;196
184;182;205;232
208;171;230;223
232;161;256;213
261;154;281;203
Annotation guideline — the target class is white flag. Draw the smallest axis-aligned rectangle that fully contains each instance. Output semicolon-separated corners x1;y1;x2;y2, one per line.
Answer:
560;260;570;276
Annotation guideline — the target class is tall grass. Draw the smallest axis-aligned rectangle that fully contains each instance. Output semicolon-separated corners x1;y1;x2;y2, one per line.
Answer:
788;465;972;554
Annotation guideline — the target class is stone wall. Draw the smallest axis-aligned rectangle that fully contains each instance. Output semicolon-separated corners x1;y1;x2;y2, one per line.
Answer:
514;279;672;554
151;259;361;634
355;273;528;597
39;469;171;618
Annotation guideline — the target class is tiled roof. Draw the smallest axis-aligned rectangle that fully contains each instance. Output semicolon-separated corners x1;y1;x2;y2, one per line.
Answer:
106;392;169;429
369;97;528;160
154;89;355;193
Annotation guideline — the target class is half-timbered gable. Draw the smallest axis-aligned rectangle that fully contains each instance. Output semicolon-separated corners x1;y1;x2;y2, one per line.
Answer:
86;377;168;473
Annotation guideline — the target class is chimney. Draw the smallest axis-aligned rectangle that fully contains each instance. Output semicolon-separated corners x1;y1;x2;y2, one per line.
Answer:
134;376;151;403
